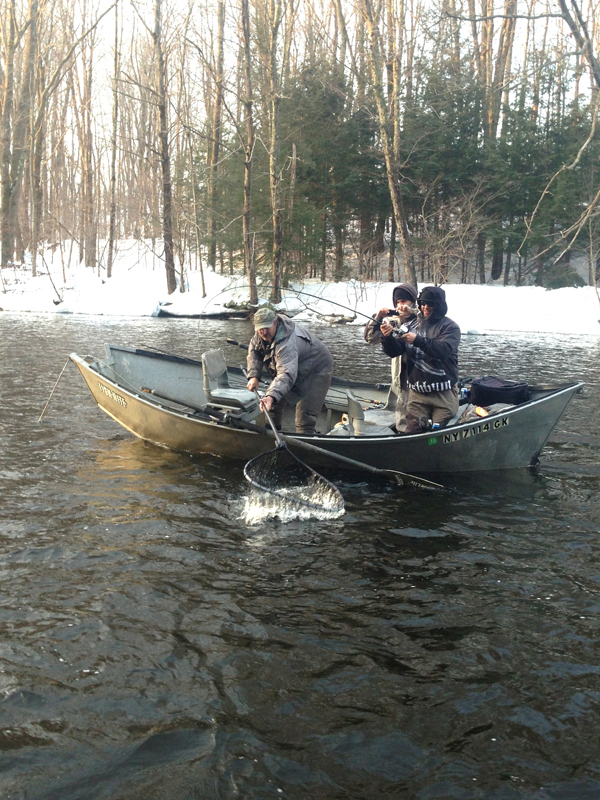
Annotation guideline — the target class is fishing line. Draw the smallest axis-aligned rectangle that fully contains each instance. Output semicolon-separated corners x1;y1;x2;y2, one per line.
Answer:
198;283;381;324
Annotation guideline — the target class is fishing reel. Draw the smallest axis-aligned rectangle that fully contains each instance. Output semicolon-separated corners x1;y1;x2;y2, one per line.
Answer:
383;317;410;334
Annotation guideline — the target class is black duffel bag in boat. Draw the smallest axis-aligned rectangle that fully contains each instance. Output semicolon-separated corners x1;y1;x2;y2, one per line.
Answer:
470;375;530;406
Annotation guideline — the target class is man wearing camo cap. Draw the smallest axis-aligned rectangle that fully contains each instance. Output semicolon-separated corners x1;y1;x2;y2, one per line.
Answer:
246;307;333;435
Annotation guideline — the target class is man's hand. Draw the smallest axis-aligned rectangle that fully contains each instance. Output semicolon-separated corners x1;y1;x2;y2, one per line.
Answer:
380;320;393;337
375;307;391;320
260;395;274;413
402;332;417;344
247;377;259;392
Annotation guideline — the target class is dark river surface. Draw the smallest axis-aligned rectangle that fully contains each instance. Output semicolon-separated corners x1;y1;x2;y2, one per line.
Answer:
1;312;600;800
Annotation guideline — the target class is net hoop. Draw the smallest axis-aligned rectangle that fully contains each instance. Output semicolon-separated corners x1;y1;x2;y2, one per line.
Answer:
243;446;344;514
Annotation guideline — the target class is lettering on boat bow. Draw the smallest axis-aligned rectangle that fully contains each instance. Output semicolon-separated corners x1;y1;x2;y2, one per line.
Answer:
443;416;509;444
98;382;128;408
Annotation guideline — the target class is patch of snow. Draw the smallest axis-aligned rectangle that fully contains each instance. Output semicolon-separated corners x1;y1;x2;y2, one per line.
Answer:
1;240;600;335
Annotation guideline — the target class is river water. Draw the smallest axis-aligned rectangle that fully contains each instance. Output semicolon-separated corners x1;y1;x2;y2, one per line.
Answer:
1;312;600;800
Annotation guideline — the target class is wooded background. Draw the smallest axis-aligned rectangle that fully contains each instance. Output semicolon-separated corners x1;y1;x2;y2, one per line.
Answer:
1;0;600;300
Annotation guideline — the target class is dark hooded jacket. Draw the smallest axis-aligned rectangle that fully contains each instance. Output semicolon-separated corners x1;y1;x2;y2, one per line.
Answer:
381;286;460;393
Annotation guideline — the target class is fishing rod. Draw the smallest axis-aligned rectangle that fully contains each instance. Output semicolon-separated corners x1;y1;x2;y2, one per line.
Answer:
200;283;389;324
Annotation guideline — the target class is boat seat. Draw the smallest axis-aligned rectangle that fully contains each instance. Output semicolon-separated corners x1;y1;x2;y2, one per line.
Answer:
201;349;258;415
363;407;396;427
328;390;393;437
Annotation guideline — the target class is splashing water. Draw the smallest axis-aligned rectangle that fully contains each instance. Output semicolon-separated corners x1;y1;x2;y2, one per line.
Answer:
242;487;345;524
243;443;344;521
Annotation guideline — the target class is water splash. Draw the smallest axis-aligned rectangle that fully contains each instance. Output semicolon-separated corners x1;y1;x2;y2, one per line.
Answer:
242;488;345;524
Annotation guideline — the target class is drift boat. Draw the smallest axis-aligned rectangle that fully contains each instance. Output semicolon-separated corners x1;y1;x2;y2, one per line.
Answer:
69;344;583;476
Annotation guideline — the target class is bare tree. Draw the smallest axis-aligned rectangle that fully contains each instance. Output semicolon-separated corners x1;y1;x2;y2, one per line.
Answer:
558;0;600;89
0;0;33;267
152;0;177;293
27;1;116;275
81;21;97;269
241;0;258;304
491;0;517;138
107;0;120;279
206;0;225;273
254;0;286;302
361;0;417;286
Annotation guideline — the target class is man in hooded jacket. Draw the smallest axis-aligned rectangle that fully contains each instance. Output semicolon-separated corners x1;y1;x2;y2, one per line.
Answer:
364;283;418;432
246;307;333;435
381;285;460;433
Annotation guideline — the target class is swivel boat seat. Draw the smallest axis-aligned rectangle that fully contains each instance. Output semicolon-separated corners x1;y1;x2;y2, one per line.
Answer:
201;349;259;420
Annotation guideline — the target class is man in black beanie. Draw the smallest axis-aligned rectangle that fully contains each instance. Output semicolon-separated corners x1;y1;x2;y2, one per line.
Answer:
381;285;460;433
364;283;418;432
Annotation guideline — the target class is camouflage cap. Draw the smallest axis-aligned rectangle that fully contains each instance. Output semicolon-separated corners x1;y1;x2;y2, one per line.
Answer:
253;307;277;329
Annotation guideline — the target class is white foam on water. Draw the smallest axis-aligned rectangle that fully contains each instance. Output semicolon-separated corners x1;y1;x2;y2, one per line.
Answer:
242;488;345;525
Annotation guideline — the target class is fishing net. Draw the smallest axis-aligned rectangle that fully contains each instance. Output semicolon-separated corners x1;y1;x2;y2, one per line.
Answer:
243;444;344;516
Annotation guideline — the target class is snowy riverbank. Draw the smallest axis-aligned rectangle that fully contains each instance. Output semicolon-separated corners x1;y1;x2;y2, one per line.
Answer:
1;240;599;335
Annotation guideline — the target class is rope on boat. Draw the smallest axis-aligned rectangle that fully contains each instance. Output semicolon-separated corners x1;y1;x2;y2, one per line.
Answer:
38;359;71;422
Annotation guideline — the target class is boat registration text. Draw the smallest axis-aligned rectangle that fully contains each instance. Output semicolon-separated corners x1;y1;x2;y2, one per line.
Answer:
443;416;509;443
98;382;128;408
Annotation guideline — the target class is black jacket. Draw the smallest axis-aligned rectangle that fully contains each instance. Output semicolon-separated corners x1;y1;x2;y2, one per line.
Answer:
381;286;460;393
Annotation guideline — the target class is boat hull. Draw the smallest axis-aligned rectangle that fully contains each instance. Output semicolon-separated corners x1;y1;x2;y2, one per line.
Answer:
72;354;272;461
70;348;583;475
300;387;579;473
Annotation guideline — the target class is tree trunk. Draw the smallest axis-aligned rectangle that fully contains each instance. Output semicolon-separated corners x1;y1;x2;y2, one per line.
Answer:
268;0;284;304
153;0;177;294
107;0;120;279
1;2;17;267
388;214;396;282
241;0;257;305
320;213;327;282
188;132;206;296
361;0;417;286
7;0;38;266
503;249;512;286
491;238;503;280
30;67;45;279
206;0;225;272
333;221;343;282
491;0;516;139
482;0;493;139
82;39;97;269
284;141;297;287
359;211;370;276
477;232;486;283
558;0;600;90
535;244;545;286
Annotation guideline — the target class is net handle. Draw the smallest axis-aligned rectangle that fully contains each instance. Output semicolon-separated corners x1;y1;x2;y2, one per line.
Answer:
254;390;285;448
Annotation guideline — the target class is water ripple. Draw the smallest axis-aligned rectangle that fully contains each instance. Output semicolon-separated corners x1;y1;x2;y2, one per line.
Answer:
1;315;600;798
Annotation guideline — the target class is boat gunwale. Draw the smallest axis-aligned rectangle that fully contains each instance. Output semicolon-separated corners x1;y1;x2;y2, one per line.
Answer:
71;352;263;432
289;380;585;444
105;343;391;392
70;351;584;446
